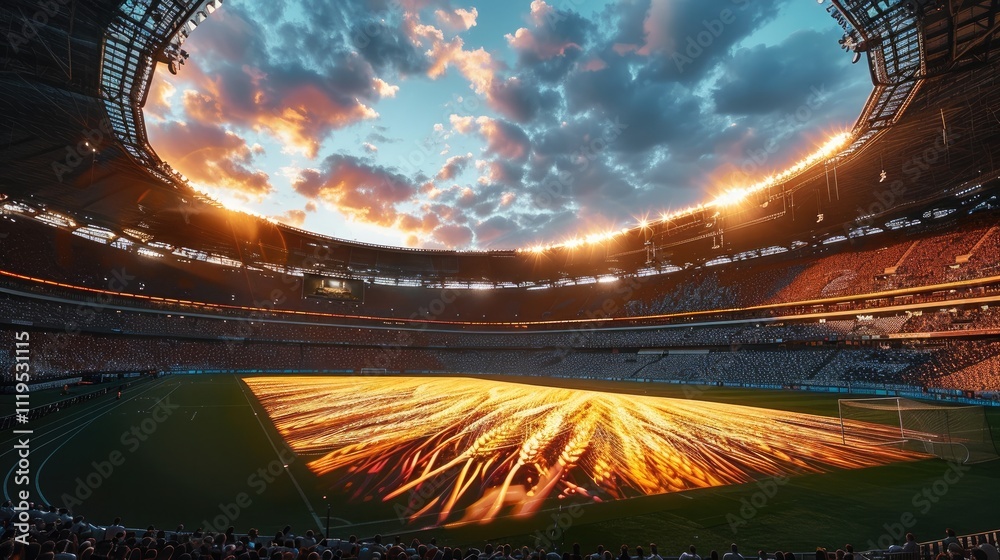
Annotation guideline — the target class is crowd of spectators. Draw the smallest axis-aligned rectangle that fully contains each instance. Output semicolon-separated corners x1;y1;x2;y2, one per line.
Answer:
5;290;999;363
891;230;979;287
0;504;996;560
811;349;924;385
909;341;1000;391
4;213;1000;327
930;354;1000;393
2;316;998;394
0;330;444;378
4;215;1000;395
908;341;1000;381
772;243;908;302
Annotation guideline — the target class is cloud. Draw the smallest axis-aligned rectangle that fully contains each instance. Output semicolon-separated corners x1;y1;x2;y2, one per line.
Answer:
274;209;307;227
435;7;478;31
424;35;497;94
476;117;532;161
374;78;400;98
712;30;855;115
147;120;272;198
449;114;476;134
146;0;873;251
480;159;525;186
506;0;590;64
486;76;550;123
605;0;789;83
432;224;474;247
436;152;474;180
172;7;388;158
293;154;416;227
145;72;177;120
474;215;521;247
403;8;505;110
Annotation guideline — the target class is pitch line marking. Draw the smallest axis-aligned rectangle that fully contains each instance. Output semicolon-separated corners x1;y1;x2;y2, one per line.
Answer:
232;374;324;529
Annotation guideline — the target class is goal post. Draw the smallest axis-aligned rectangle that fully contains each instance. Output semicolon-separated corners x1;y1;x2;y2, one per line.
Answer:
838;397;999;464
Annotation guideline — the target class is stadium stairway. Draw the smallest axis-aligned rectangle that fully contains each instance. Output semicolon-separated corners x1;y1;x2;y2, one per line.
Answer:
808;349;843;380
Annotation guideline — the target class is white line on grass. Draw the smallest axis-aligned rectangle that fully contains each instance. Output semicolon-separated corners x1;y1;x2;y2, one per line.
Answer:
145;384;182;413
31;378;179;504
233;374;324;529
0;379;174;462
0;377;173;503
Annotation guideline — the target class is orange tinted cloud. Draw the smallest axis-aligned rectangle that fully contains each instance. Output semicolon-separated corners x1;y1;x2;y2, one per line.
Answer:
274;209;307;227
436;153;474;180
434;7;478;31
449;114;476;134
405;10;497;96
144;71;177;120
168;8;386;159
292;155;417;228
147;120;272;198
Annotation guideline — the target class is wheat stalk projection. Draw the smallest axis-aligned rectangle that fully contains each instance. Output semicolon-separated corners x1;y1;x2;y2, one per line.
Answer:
244;376;924;527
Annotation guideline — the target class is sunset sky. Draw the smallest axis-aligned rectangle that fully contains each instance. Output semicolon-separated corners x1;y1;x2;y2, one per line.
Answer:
145;0;871;250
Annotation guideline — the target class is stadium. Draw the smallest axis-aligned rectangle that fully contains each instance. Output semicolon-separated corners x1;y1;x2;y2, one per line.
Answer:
1;0;1000;559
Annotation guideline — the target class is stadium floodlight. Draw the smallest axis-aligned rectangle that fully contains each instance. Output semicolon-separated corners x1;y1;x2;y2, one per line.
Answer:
839;397;999;464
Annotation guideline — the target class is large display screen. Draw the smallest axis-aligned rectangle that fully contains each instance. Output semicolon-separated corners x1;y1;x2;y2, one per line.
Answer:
302;274;365;302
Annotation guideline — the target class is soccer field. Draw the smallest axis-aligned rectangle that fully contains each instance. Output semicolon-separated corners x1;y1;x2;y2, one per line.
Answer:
2;373;998;554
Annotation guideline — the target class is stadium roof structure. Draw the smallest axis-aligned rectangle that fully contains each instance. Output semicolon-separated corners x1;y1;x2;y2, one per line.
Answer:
3;0;1000;286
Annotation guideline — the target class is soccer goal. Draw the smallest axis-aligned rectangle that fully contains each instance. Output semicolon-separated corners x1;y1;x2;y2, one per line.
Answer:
838;397;999;464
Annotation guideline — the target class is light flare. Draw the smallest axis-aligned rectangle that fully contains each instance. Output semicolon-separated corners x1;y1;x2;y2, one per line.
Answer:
519;132;852;253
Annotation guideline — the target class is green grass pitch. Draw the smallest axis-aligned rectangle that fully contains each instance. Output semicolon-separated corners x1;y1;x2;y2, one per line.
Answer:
2;373;998;555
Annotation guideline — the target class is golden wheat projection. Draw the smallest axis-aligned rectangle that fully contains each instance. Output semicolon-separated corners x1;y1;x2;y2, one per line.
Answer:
245;377;924;527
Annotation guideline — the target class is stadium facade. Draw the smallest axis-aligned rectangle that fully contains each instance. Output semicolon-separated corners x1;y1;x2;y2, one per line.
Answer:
1;0;1000;400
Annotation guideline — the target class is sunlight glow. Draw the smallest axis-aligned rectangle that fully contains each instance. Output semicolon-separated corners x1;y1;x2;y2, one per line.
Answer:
518;132;852;253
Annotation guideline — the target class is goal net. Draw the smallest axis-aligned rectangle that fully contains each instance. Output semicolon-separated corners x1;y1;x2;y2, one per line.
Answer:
838;397;998;464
